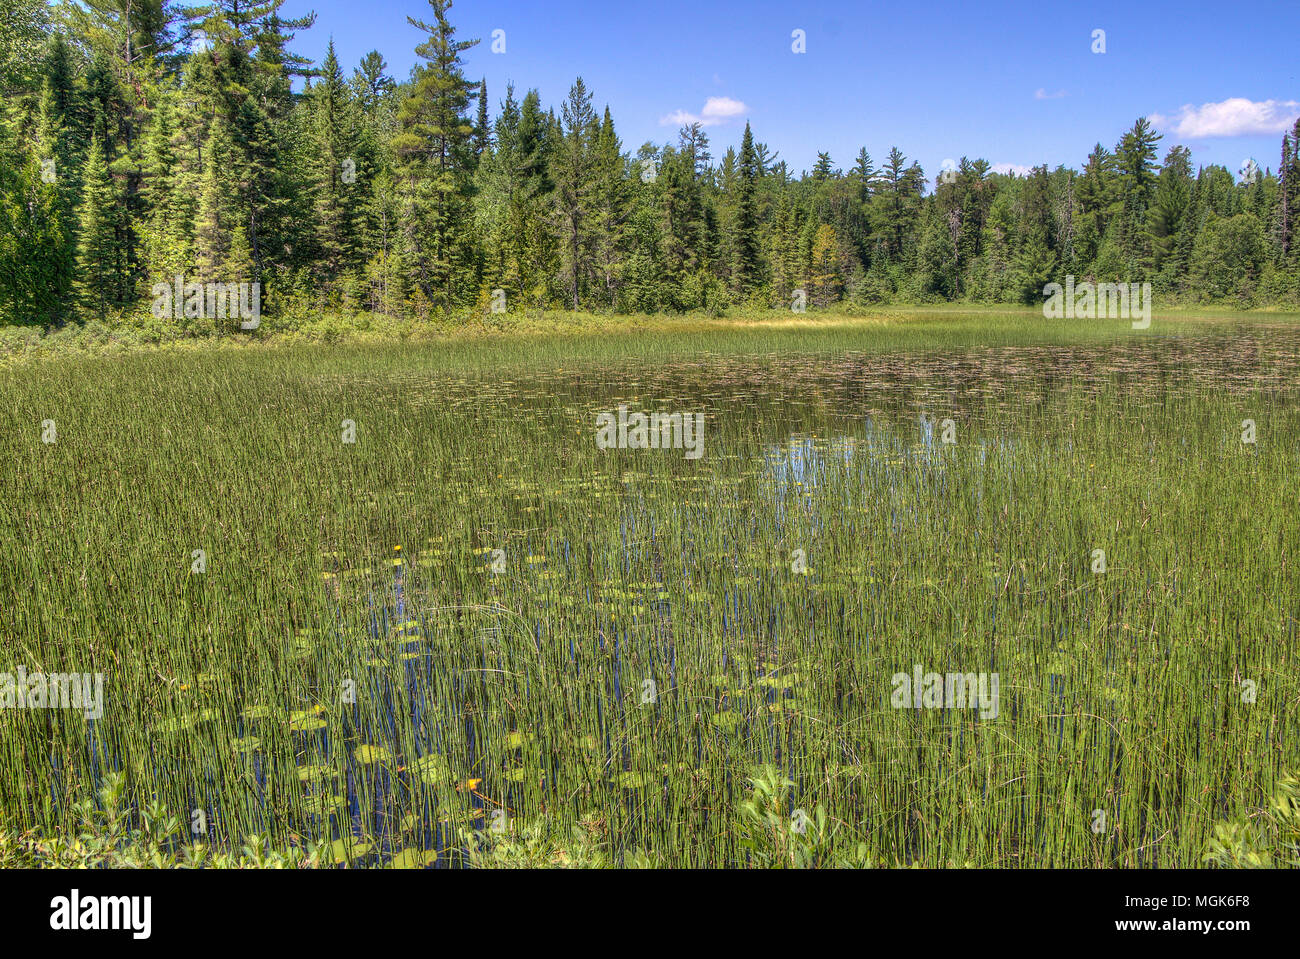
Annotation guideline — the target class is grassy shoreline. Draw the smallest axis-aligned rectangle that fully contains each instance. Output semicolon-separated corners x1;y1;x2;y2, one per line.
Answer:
4;304;1300;372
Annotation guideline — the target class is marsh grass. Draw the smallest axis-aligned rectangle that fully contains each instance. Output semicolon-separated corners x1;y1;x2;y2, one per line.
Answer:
1;313;1297;867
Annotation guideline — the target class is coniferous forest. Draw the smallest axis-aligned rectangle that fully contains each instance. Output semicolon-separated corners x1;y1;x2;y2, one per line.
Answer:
3;0;1300;332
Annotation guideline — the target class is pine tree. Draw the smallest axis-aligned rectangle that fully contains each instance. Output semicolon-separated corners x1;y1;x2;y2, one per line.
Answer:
306;39;357;283
1278;120;1300;263
139;87;202;290
873;147;920;263
393;0;480;309
0;115;70;325
473;77;489;160
1075;144;1120;271
34;36;81;245
552;77;597;310
768;189;800;306
591;106;629;306
1146;145;1194;284
809;223;842;306
74;137;124;319
352;51;394;111
851;148;876;199
657;145;707;310
732;122;762;298
677;122;711;179
193;120;237;283
509;89;554;305
1116;117;1162;269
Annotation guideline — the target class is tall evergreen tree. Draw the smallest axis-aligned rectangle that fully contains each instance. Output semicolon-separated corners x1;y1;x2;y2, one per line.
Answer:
591;106;628;305
74;136;124;319
732;122;762;298
393;0;479;309
473;77;489;160
305;39;357;283
1116;117;1162;268
552;76;597;310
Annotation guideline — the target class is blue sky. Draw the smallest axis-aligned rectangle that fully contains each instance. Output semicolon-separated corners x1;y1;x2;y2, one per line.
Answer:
280;0;1299;182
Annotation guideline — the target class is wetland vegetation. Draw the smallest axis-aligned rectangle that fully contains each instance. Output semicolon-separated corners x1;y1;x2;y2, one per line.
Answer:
2;309;1298;868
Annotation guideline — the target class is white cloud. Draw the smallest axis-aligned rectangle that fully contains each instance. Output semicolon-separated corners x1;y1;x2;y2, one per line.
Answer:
991;163;1032;177
1149;98;1300;138
660;96;747;128
1035;88;1067;100
660;110;697;127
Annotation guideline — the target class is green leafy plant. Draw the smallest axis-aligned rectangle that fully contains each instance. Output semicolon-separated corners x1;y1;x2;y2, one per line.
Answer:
738;764;870;868
1204;774;1300;868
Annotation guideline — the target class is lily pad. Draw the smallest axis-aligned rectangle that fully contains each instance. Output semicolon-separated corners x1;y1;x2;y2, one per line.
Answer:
302;793;345;817
388;847;438;869
354;745;392;765
411;753;451;785
327;837;373;863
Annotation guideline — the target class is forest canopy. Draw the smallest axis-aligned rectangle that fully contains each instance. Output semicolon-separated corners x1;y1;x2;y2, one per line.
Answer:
2;0;1298;330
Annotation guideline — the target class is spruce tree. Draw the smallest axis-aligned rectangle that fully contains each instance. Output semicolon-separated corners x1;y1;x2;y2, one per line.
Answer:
732;122;762;298
193;120;235;283
473;77;489;160
306;39;356;283
591;106;629;306
552;77;597;310
73;137;124;319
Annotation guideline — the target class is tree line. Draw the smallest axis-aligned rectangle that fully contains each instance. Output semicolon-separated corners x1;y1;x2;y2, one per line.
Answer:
2;0;1299;329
